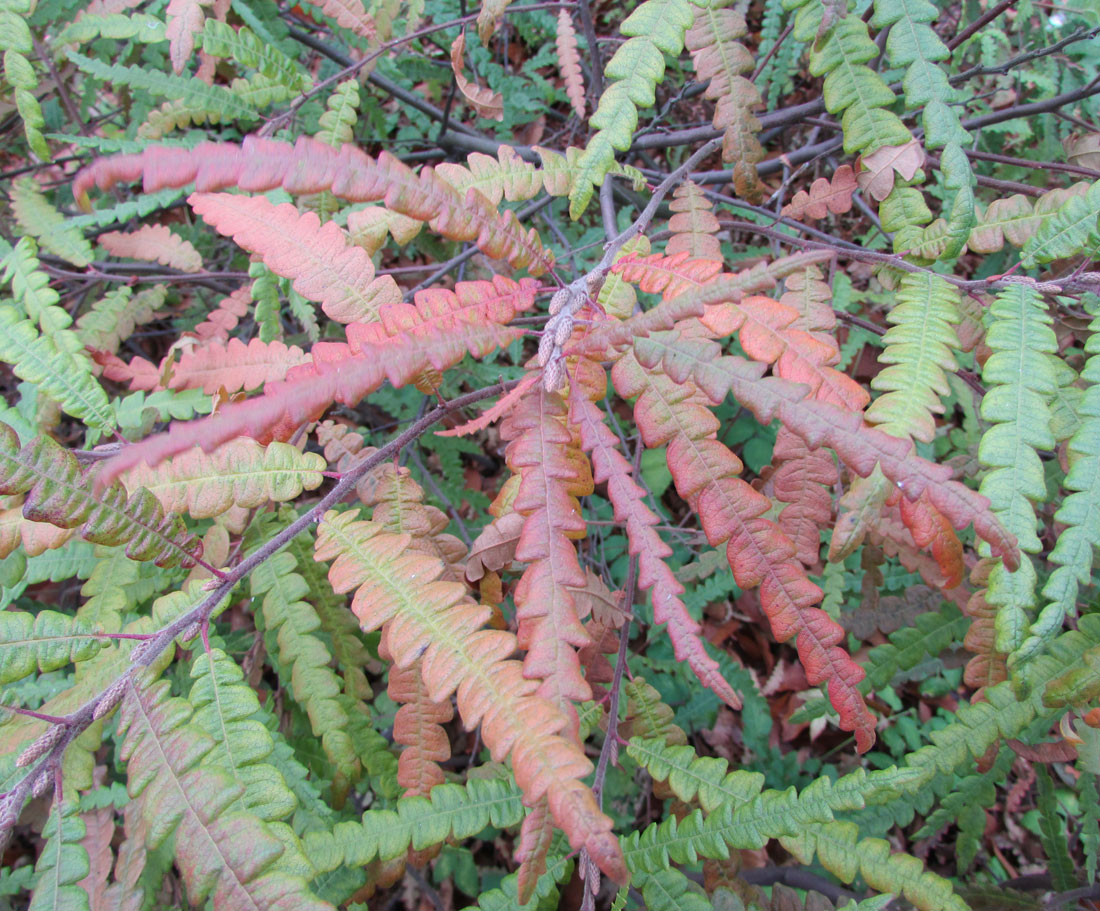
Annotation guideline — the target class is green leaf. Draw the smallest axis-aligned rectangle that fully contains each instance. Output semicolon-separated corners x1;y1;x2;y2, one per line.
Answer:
866;272;962;442
28;799;90;911
1021;180;1100;266
978;284;1060;657
1035;764;1077;891
0;609;107;684
1;237;73;333
0;307;114;433
10;179;93;267
0;424;202;568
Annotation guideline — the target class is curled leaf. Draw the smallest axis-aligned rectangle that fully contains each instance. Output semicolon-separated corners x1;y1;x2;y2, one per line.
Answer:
450;32;504;122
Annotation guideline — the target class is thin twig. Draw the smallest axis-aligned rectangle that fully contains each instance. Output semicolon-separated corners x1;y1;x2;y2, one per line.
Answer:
948;0;1017;49
752;23;793;82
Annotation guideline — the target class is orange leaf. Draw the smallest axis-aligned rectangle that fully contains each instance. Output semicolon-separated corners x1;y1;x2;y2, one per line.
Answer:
781;165;857;221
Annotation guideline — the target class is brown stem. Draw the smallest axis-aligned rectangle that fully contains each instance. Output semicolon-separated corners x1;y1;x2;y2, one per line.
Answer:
948;0;1018;50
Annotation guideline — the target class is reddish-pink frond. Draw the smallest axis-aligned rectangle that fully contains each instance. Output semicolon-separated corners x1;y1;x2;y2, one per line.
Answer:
722;368;1018;569
75;136;554;276
770;427;837;567
516;797;554;905
666;181;723;263
99;223;203;272
710;295;870;411
612;351;874;748
189;193;400;323
438;371;541;438
555;10;586;119
612;251;724;299
191;287;251;342
387;654;453;797
169;338;311;395
315;511;626;882
349;275;538;345
868;506;968;606
568;360;741;710
97;322;522;488
501;386;594;717
92;351;163;391
896;490;965;590
779;266;836;344
626;333;1018;570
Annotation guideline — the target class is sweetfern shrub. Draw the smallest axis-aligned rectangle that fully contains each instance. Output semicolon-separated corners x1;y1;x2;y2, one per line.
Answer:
1;0;1100;907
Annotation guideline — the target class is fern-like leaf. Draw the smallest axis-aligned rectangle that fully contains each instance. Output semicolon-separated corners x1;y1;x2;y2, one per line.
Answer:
98;225;203;272
250;550;365;787
608;332;1018;567
500;386;595;716
0;502;75;558
67;51;257;125
315;509;627;881
614;350;876;749
781;821;967;911
74;135;554;276
0;423;202;568
568;362;741;709
27;798;90;911
310;0;377;40
556;10;585;118
187;646;301;823
865;272;963;443
666;182;722;262
97;320;521;486
978;284;1059;661
770;427;837;567
1020;179;1100;267
807;16;912;155
1025;299;1100;659
76;285;168;356
0;306;115;433
165;0;209;73
685;0;763;200
118;439;325;520
169;338;311;395
118;672;331;910
10;178;94;267
0;609;107;684
568;0;694;216
2;236;75;333
190;193;400;323
201;19;310;92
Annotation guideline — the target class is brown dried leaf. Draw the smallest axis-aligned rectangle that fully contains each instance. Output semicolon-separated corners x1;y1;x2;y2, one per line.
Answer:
782;165;858;221
450;33;505;122
1063;132;1100;171
857;140;925;202
465;511;524;581
573;570;628;629
477;0;510;47
1006;738;1079;763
